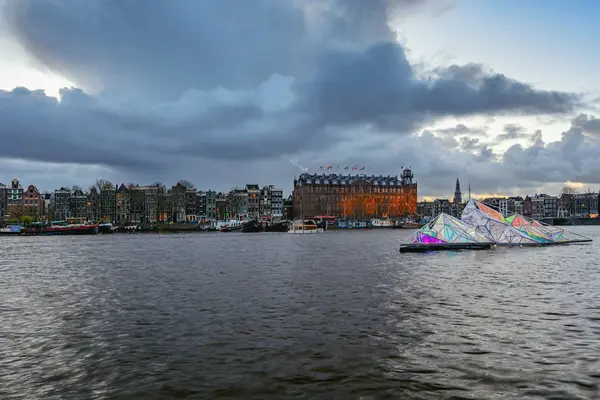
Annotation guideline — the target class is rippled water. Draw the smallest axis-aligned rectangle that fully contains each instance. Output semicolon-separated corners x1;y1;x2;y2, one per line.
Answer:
1;228;599;399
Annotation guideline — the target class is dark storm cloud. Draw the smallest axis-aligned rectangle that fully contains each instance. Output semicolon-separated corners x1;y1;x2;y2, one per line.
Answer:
572;114;600;136
0;0;590;193
3;0;310;100
494;123;530;142
431;123;489;137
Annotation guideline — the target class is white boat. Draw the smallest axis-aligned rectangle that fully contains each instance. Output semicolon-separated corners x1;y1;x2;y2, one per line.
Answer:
370;218;393;228
288;220;324;234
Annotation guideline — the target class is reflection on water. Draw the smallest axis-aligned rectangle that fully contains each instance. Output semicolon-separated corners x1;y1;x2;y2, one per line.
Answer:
1;229;599;399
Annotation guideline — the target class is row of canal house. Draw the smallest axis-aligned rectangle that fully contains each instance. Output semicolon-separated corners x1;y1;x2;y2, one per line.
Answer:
0;178;48;221
48;182;285;224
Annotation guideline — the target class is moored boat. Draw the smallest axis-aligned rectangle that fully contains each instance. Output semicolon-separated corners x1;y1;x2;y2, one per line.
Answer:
99;223;118;234
265;220;290;232
288;220;324;234
241;220;262;233
0;226;23;235
370;218;394;228
37;223;100;235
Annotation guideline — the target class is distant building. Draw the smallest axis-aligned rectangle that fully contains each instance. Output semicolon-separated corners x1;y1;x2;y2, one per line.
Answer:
205;190;217;220
283;195;293;220
87;187;101;222
292;168;417;220
41;193;52;218
229;189;249;220
171;183;186;223
531;195;546;218
7;178;24;217
259;185;284;220
53;187;71;220
185;187;198;221
417;201;434;218
572;192;598;217
246;184;260;219
523;196;532;217
129;186;146;223
215;194;229;220
22;185;43;217
100;183;117;222
116;184;131;224
69;189;88;219
453;178;462;205
543;195;558;218
433;199;451;215
0;182;7;220
197;190;217;220
508;196;524;215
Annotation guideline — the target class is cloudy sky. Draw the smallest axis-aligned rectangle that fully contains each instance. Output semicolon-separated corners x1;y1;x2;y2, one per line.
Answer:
0;0;599;199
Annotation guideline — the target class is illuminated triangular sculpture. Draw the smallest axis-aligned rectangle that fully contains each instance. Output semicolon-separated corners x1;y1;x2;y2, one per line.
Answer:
461;200;540;245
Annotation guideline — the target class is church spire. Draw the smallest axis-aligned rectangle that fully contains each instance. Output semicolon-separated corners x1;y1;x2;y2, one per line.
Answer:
453;177;462;204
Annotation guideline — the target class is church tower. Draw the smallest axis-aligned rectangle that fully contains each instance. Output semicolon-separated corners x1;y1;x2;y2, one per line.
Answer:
453;178;462;205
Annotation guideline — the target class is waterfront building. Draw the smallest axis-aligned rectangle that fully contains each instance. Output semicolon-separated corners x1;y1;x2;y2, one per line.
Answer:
185;187;198;221
7;178;24;217
196;192;206;220
53;187;71;220
509;196;524;215
246;184;260;219
69;189;88;219
116;184;130;224
530;195;546;218
259;186;271;218
197;190;217;220
0;182;7;220
292;168;417;220
417;201;434;218
87;187;101;222
157;185;172;222
171;183;186;223
41;193;52;217
433;199;452;216
572;192;599;217
260;185;283;220
283;195;293;220
229;189;248;220
543;195;558;218
205;190;217;220
129;186;146;223
215;194;229;220
523;196;532;217
22;185;43;217
100;183;117;222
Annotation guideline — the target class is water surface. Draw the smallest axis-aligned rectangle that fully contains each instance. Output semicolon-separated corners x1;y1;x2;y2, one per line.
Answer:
1;228;599;399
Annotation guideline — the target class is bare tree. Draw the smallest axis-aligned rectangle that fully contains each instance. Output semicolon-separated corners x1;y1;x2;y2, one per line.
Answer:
8;205;26;223
177;180;195;190
95;179;108;192
561;186;578;197
72;185;82;192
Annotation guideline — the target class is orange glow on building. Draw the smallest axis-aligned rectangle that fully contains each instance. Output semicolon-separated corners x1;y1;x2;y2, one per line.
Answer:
292;170;417;219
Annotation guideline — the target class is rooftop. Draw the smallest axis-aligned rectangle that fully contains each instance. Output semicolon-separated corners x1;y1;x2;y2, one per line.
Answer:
295;173;406;186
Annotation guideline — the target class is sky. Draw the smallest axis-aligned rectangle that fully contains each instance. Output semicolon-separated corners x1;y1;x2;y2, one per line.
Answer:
0;0;599;199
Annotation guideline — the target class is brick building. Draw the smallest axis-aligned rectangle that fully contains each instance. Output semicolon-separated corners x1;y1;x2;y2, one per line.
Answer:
292;168;417;219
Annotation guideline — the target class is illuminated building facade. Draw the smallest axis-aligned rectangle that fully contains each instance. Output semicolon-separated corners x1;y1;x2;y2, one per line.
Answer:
292;168;417;219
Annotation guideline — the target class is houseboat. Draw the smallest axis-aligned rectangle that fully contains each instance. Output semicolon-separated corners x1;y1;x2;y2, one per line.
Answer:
288;220;324;234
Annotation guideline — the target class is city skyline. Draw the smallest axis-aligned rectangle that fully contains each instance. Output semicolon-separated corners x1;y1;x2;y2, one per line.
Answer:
1;0;599;197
